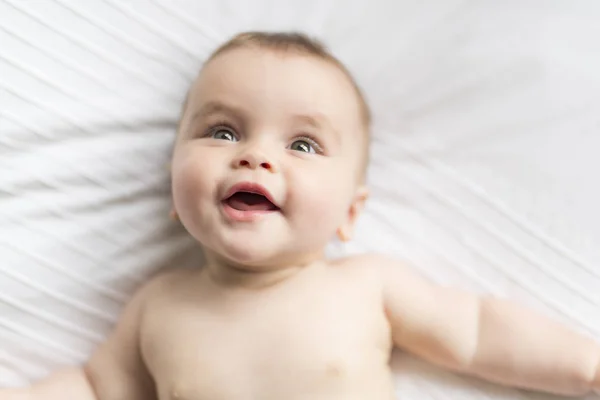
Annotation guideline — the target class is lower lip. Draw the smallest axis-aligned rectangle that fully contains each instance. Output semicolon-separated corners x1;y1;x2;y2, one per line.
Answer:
221;202;278;222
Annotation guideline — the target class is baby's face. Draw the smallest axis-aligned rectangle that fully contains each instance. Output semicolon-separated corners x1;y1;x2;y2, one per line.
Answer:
172;47;366;268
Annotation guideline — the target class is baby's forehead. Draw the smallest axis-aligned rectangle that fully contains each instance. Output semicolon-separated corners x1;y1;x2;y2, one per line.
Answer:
196;48;355;95
188;48;362;124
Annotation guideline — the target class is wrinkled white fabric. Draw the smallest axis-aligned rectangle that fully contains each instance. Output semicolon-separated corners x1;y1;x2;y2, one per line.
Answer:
1;0;599;398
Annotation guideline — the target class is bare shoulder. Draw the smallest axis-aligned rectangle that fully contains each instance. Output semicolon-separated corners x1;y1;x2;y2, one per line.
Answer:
332;252;414;277
335;253;439;300
327;252;417;291
135;267;198;302
85;269;198;400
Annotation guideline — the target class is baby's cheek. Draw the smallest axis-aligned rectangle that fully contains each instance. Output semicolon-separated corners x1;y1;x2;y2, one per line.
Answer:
171;161;221;246
172;156;214;218
295;183;349;240
172;162;198;206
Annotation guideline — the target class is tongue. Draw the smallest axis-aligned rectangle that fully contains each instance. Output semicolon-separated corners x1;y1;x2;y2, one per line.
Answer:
227;192;277;211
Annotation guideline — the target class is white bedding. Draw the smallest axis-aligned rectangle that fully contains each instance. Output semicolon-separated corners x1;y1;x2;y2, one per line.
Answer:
1;0;599;398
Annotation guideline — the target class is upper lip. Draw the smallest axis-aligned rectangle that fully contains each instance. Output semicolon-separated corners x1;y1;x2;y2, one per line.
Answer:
222;182;280;208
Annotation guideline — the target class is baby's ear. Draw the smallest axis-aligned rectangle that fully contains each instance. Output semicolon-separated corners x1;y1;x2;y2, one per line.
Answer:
337;186;369;242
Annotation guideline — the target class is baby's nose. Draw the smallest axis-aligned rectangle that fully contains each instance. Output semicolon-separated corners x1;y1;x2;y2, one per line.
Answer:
233;151;276;172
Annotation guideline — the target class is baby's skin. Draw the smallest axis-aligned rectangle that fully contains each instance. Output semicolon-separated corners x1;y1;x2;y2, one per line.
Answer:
2;33;599;400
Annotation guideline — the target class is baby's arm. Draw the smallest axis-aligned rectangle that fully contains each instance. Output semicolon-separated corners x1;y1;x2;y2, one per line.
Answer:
376;255;600;396
0;275;161;400
0;369;96;400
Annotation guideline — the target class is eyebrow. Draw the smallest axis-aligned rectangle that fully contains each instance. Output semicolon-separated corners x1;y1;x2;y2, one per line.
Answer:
292;113;341;144
190;101;245;125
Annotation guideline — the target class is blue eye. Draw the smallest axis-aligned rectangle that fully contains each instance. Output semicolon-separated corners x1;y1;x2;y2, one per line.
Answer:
289;137;322;154
290;140;314;153
211;127;238;142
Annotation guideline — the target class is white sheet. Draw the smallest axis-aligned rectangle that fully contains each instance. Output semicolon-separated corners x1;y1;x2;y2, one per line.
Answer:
1;0;599;398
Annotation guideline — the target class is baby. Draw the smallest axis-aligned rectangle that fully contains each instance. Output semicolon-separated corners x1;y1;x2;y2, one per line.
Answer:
2;31;600;400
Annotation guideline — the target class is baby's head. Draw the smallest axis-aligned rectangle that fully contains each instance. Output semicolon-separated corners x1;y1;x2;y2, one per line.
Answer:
171;31;371;269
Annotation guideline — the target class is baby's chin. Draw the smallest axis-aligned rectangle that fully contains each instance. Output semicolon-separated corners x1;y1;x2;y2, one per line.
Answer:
206;240;324;272
220;247;295;270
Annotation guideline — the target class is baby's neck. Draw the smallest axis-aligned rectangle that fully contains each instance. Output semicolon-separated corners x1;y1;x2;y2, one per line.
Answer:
201;251;325;290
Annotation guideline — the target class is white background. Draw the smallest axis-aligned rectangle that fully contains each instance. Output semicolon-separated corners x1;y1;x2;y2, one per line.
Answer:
1;1;599;398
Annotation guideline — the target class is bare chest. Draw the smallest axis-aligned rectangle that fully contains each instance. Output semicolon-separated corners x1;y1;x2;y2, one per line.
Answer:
140;272;392;400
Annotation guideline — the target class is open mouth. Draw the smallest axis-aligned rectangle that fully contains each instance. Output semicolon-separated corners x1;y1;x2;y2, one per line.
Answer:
224;191;279;212
221;182;280;222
